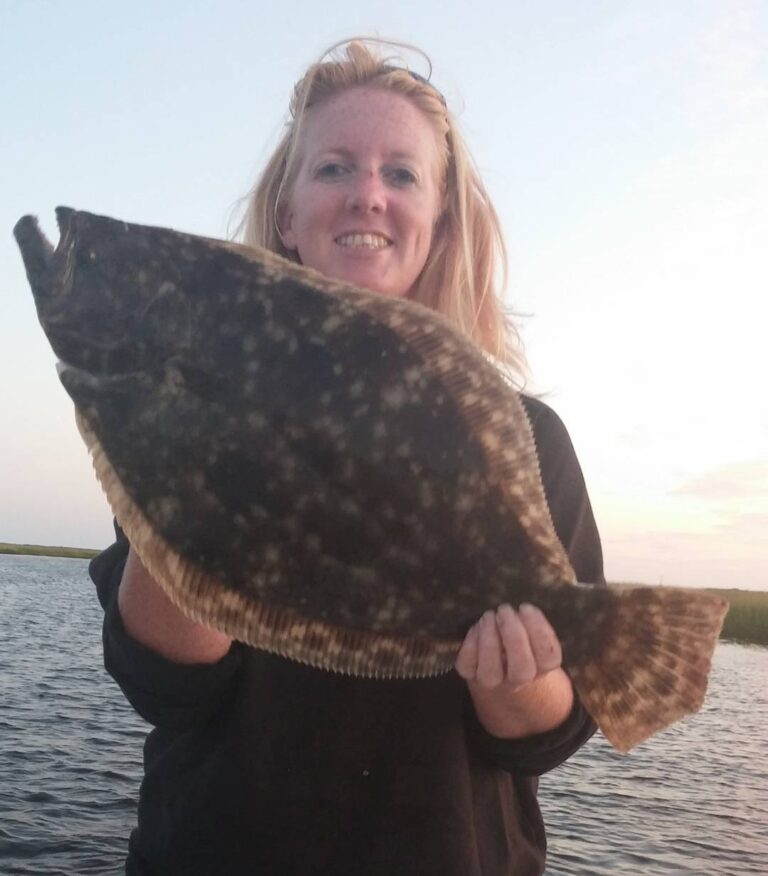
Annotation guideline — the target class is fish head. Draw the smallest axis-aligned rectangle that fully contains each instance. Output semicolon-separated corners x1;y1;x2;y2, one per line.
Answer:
14;207;193;376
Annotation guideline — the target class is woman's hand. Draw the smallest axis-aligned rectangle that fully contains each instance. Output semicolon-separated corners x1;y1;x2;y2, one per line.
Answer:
455;604;575;739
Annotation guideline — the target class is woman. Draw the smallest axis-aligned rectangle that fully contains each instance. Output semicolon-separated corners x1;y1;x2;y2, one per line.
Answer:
91;39;604;875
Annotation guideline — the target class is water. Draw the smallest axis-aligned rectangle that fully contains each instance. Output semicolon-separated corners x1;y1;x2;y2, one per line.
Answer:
1;555;146;875
540;640;768;874
1;555;766;875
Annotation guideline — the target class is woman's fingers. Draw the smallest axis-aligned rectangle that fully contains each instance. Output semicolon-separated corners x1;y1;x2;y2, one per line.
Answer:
496;604;537;687
455;611;505;687
454;619;480;679
456;603;563;688
475;610;505;688
518;603;562;673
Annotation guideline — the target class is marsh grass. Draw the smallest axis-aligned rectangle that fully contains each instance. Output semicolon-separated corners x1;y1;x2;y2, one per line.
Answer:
711;588;768;646
0;542;98;559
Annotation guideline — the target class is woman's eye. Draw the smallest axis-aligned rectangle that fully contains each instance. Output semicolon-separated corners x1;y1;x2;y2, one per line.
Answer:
387;167;418;186
315;163;348;180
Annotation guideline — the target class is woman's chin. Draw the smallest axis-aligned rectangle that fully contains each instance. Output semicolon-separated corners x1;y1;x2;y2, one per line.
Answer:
336;268;408;298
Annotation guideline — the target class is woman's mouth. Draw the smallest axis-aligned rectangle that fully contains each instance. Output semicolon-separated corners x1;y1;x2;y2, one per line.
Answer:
335;233;392;249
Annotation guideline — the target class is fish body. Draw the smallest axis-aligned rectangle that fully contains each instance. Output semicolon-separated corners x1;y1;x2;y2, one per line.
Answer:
15;208;728;751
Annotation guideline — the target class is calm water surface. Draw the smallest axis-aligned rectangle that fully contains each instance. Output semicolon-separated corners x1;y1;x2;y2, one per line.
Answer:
1;555;766;875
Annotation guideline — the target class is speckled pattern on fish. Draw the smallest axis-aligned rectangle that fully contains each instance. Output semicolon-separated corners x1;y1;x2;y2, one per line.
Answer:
15;208;728;752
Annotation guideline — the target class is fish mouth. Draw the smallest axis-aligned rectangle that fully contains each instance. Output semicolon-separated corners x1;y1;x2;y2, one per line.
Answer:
56;206;77;235
14;206;78;302
13;215;55;298
334;232;392;250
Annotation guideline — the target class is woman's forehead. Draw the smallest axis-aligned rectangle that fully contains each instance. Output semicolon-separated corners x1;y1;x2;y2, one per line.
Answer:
301;87;440;159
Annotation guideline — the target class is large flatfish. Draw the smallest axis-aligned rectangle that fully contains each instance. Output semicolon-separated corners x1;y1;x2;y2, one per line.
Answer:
14;207;728;752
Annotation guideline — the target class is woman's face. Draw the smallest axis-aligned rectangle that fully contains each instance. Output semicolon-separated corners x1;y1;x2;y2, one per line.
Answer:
281;87;444;298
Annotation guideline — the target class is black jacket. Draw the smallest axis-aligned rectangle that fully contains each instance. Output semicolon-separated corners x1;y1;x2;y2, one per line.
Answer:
90;396;605;876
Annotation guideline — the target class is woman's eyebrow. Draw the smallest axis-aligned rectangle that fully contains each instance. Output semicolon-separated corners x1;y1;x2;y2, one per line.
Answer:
311;147;421;163
311;147;355;161
387;150;420;164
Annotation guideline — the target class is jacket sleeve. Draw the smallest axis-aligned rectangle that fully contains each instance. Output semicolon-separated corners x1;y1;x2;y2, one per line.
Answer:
90;520;243;731
465;395;605;776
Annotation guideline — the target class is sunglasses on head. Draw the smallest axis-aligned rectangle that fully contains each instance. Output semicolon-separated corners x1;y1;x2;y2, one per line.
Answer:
381;64;448;109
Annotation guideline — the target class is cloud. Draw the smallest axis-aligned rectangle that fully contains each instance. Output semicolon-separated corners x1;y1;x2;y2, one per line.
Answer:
604;2;768;124
672;462;768;500
714;510;768;539
682;0;768;120
601;518;768;590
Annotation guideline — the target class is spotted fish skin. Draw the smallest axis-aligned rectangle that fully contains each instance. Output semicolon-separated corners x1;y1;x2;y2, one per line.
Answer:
15;208;574;639
15;208;728;752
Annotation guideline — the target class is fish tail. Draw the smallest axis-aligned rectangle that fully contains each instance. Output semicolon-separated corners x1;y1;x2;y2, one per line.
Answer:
563;585;728;752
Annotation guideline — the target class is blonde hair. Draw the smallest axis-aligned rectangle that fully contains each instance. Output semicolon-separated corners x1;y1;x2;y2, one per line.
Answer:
236;38;527;384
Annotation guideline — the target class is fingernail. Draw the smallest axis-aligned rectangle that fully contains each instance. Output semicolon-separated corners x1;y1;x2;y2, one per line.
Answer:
519;603;540;616
496;604;514;624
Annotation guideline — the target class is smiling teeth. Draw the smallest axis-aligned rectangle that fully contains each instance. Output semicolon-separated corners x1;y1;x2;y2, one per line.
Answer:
336;233;391;249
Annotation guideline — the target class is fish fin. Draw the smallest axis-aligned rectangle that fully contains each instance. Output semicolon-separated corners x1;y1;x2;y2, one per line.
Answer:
76;409;459;678
567;585;728;752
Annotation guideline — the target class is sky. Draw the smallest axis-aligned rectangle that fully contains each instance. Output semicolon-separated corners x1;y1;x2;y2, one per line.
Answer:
1;0;766;591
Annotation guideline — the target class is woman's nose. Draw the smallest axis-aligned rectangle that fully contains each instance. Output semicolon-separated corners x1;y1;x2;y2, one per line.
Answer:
346;171;386;213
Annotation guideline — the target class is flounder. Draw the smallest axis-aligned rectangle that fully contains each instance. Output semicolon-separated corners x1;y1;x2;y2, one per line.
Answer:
14;207;728;752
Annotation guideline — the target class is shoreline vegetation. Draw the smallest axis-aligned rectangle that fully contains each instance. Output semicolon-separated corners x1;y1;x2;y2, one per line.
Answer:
2;543;765;645
0;542;99;559
706;588;768;647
